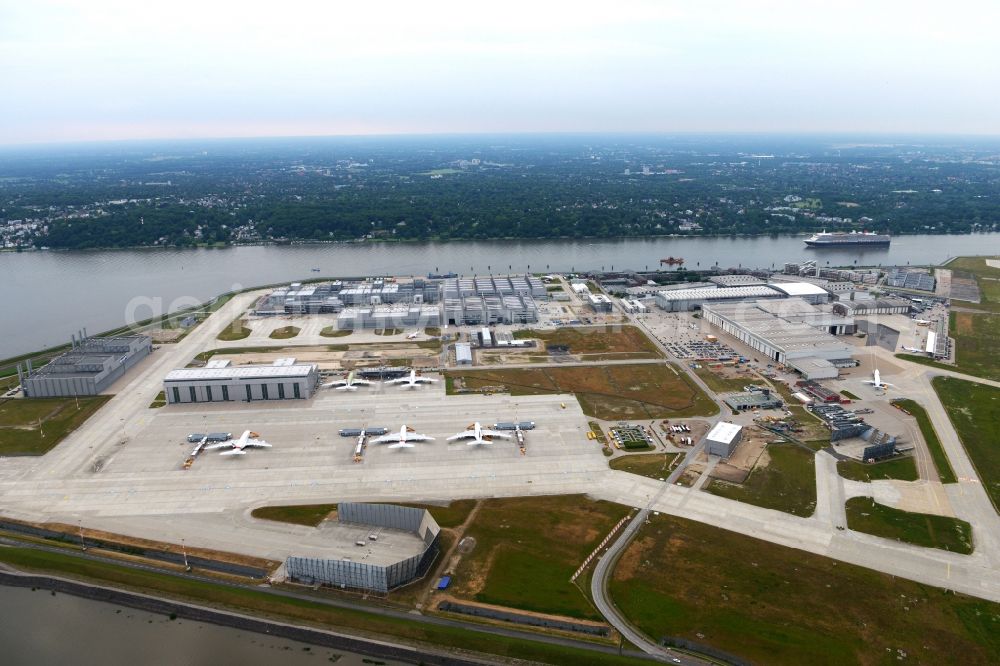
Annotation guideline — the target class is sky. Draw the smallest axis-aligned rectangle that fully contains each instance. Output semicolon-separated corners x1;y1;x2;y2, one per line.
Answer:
1;0;999;145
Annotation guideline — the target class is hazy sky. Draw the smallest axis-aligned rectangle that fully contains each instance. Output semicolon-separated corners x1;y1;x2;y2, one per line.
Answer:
2;0;998;144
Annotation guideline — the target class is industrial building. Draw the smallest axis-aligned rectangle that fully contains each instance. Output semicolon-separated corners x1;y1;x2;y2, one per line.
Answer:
20;333;152;397
255;279;441;315
163;358;319;404
285;503;440;594
587;293;613;312
708;274;766;287
705;422;742;458
723;390;783;411
335;304;441;330
455;343;473;365
655;285;784;312
832;298;911;317
701;299;853;366
887;268;935;292
619;298;648;314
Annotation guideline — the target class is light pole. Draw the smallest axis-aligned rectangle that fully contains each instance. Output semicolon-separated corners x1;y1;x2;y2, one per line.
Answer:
78;521;86;551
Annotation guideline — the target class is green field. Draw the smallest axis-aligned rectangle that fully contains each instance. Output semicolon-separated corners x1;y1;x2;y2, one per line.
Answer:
933;377;1000;511
268;326;300;340
693;367;764;394
319;326;352;337
450;496;631;620
841;389;861;401
845;497;973;554
447;363;716;420
149;391;167;409
948;310;1000;381
837;456;918;483
513;326;662;359
216;317;252;341
892;398;957;483
0;396;111;455
706;444;817;517
610;513;999;665
609;452;681;480
0;547;641;666
251;501;477;530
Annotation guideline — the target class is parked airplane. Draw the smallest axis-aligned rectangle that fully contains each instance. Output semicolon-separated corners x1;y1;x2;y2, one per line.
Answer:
370;425;435;449
321;371;374;391
203;430;271;456
406;331;419;340
447;422;513;446
386;369;438;389
862;369;893;390
915;319;931;326
901;346;924;353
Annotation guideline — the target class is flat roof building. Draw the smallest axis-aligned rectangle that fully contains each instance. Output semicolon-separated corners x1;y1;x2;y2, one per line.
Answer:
164;359;319;404
587;293;613;312
723;391;783;411
455;342;472;365
21;333;151;397
832;298;911;316
655;285;784;312
702;299;853;365
705;422;742;458
286;503;440;595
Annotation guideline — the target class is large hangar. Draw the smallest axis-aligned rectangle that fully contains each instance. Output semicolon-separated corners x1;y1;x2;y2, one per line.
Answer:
163;359;319;404
285;503;440;594
20;333;151;397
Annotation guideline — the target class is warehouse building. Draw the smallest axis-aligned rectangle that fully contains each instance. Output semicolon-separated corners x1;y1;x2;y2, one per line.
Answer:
709;274;767;287
455;343;472;365
163;359;319;404
285;503;440;594
702;299;853;365
587;293;613;312
832;298;911;317
766;281;832;305
723;390;783;411
20;333;152;397
705;422;742;458
655;285;784;312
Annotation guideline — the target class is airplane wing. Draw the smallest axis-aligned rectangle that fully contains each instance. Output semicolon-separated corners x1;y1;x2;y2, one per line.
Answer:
466;439;490;445
334;384;356;391
352;379;373;386
219;449;247;456
387;442;416;449
203;442;232;450
446;432;476;441
370;433;403;444
478;429;512;439
384;377;410;385
406;433;435;442
321;380;347;388
414;377;438;383
243;440;271;448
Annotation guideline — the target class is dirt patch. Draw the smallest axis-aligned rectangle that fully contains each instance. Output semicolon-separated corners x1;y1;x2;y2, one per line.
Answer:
954;311;975;335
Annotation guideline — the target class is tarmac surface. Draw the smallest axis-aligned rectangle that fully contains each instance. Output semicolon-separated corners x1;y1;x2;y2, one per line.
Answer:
1;289;1000;616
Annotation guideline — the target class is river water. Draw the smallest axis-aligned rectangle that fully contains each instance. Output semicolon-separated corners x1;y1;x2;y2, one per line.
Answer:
1;233;997;358
0;585;408;666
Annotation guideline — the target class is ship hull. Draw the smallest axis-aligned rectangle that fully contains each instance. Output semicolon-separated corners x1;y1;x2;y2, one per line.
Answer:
804;239;891;247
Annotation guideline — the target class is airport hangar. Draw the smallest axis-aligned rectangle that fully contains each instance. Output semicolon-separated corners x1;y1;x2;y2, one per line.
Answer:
701;298;854;377
653;281;831;312
285;503;441;594
163;359;319;404
19;333;151;397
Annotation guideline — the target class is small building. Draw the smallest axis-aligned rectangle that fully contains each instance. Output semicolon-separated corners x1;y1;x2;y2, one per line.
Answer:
705;422;743;458
587;293;613;313
479;328;493;347
20;333;152;397
787;356;839;380
832;298;910;317
163;359;319;404
455;342;472;365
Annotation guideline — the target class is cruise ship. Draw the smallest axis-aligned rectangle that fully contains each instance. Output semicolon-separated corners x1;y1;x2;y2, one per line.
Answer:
804;230;891;247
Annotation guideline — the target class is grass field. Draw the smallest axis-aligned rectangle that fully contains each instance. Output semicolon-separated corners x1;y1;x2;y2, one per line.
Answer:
513;326;662;359
609;452;682;480
0;548;641;666
149;391;166;409
376;328;402;336
845;497;973;554
841;389;861;401
837;456;918;482
268;326;300;340
0;396;111;455
609;513;999;665
933;377;1000;511
319;327;352;337
694;367;764;394
892;398;957;483
449;496;631;620
447;363;716;420
217;317;252;341
706;443;817;517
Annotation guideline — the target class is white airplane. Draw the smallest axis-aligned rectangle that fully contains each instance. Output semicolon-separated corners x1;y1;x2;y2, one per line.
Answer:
901;346;924;353
914;319;931;325
862;369;894;390
406;331;419;340
447;422;513;446
203;430;271;456
386;369;438;389
321;371;374;391
369;425;435;449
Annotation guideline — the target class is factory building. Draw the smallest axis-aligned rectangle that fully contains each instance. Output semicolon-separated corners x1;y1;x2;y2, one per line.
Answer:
701;299;853;365
765;281;832;305
619;298;648;314
705;422;742;458
163;359;319;404
255;279;441;315
587;293;613;312
286;503;441;594
786;357;839;380
655;285;784;312
455;343;473;365
708;274;767;287
335;304;441;330
723;390;783;411
20;333;152;397
832;298;911;317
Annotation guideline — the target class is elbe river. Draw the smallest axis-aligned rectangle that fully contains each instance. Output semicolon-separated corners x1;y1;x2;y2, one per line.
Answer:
1;233;997;359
